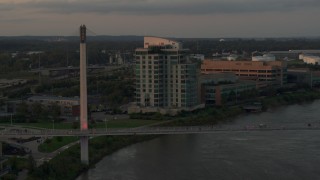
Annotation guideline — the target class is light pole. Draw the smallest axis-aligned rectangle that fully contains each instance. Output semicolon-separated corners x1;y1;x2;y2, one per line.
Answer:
52;119;55;131
104;117;108;132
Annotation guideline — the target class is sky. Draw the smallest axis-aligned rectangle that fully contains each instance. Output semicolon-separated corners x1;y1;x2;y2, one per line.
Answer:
0;0;320;38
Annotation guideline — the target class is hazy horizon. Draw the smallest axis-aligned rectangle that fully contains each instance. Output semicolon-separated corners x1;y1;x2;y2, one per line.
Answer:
1;0;320;38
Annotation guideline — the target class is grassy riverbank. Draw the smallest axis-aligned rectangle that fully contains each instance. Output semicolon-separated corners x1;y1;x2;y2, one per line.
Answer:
261;90;320;109
27;135;157;180
27;89;320;180
38;136;79;153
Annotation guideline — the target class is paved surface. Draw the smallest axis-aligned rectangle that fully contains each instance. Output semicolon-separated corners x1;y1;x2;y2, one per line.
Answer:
1;123;320;137
0;125;80;180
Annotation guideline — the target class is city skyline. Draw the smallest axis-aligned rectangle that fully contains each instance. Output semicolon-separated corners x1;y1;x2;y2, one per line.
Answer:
0;0;320;37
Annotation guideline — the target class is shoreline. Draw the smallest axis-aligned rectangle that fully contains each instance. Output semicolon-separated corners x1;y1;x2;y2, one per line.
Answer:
27;89;320;180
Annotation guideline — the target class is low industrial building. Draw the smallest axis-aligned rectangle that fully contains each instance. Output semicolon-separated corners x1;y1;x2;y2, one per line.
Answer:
287;69;320;87
270;50;320;60
200;73;257;106
201;60;287;87
299;54;320;65
27;96;80;116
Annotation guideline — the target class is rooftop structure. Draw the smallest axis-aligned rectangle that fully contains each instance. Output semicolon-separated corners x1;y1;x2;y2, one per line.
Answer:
143;36;182;49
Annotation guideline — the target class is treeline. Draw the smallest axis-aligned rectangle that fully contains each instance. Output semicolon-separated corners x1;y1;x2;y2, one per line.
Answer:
181;38;320;57
2;38;320;73
13;101;61;123
261;90;320;109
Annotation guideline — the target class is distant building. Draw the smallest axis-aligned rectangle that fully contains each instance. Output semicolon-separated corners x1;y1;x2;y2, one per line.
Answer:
130;37;203;115
201;60;287;87
109;52;124;65
200;73;256;106
202;81;257;106
287;68;320;87
252;54;275;62
190;54;205;61
299;54;320;65
227;54;238;61
270;50;320;60
201;72;238;84
27;96;79;116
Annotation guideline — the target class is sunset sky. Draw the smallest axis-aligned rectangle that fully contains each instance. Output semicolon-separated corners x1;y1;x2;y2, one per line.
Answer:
0;0;319;37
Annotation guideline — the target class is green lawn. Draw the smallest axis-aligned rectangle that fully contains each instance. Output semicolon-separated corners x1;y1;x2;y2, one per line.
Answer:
93;119;160;128
20;122;74;129
38;136;79;153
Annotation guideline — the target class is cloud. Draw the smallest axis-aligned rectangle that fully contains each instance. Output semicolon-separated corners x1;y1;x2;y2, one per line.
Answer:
0;2;14;11
2;0;320;15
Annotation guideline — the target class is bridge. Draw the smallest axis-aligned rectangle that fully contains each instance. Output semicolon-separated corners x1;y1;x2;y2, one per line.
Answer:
1;124;319;138
29;65;128;77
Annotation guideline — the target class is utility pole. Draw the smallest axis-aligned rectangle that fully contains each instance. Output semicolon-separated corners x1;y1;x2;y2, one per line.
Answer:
38;54;41;84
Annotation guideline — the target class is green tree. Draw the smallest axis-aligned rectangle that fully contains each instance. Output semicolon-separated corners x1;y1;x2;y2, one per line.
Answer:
27;155;36;173
228;90;237;103
16;102;29;122
50;103;61;122
31;102;43;121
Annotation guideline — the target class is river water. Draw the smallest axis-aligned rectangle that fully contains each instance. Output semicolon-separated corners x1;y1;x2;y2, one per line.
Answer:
78;100;320;180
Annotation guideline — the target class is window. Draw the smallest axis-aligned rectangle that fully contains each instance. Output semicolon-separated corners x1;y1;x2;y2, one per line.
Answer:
171;56;178;60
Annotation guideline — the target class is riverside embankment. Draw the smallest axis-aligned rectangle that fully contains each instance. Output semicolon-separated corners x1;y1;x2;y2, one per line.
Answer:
28;89;320;180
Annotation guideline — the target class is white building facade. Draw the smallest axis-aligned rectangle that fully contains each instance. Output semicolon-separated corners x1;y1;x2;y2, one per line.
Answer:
131;37;203;114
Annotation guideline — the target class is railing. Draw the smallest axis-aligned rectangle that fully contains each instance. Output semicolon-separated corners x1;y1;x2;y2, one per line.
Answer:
1;123;319;137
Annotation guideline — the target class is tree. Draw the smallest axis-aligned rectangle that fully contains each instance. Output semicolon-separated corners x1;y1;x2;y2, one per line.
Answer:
31;102;43;121
50;103;61;122
228;90;237;104
27;155;36;173
16;102;29;122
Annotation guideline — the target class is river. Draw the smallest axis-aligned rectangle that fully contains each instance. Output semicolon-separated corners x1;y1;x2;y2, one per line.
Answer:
78;100;320;180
